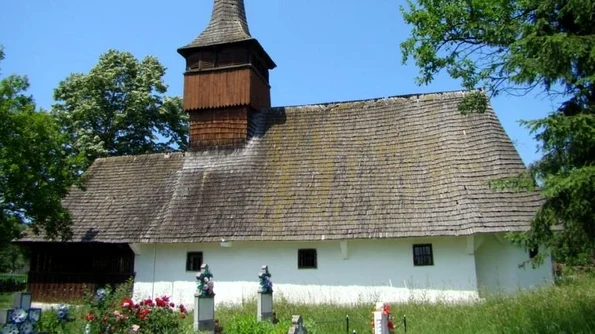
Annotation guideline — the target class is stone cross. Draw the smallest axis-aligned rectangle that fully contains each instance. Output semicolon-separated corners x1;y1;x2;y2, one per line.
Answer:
287;315;307;334
194;264;215;333
257;265;274;321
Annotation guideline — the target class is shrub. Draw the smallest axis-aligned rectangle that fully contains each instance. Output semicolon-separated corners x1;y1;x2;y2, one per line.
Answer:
36;281;188;334
83;284;188;334
0;275;27;293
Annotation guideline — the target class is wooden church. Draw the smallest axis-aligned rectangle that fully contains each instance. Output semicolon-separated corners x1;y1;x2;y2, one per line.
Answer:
22;0;552;305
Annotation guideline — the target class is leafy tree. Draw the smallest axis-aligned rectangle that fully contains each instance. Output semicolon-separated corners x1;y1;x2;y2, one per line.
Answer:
0;244;26;273
401;0;595;264
52;49;188;169
0;46;77;258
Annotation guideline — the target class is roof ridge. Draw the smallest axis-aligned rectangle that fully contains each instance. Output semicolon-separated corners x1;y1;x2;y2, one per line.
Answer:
271;89;482;110
94;152;185;163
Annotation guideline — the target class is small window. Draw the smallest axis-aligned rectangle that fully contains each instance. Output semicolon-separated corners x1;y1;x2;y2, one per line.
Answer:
298;249;317;269
413;244;434;266
186;252;203;271
529;247;539;259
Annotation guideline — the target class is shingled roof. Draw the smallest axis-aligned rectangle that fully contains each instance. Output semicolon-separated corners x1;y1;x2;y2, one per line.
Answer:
26;91;542;243
180;0;252;50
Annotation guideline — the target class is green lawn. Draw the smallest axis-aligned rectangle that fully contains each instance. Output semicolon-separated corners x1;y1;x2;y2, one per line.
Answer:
0;273;27;281
0;293;12;308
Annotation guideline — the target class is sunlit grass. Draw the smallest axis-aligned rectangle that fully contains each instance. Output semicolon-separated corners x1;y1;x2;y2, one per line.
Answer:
212;275;595;334
32;274;595;333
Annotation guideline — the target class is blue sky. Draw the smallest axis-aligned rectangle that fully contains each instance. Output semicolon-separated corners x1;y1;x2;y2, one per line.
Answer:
1;0;560;164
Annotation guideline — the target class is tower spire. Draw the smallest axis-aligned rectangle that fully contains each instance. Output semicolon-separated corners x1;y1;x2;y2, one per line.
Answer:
184;0;252;49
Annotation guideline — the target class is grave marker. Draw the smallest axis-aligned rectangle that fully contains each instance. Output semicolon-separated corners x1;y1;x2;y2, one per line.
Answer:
257;265;273;322
1;291;42;333
194;264;215;333
288;315;308;334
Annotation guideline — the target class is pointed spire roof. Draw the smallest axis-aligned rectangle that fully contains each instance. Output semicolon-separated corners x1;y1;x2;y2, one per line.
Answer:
183;0;253;49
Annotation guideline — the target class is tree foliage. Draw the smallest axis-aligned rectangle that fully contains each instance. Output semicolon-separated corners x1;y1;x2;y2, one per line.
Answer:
401;0;595;264
0;46;77;253
52;49;188;169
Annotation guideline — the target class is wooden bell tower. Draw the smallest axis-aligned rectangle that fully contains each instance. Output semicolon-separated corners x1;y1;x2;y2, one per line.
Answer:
178;0;276;150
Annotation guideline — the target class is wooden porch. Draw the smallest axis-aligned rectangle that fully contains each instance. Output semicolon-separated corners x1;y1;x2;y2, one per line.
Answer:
26;242;135;303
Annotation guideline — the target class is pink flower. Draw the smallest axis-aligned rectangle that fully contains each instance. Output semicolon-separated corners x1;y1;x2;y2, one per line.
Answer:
131;324;140;332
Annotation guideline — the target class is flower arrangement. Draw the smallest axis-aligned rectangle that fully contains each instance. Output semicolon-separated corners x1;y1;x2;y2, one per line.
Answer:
196;264;215;298
257;266;273;295
84;292;188;334
1;307;42;334
370;303;395;334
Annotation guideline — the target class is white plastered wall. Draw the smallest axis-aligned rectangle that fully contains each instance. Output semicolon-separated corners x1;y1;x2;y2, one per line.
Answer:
131;236;480;307
474;233;553;297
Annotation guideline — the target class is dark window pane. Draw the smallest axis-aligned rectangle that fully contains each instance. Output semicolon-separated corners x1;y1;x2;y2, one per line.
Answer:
298;249;317;269
186;252;203;271
413;244;434;266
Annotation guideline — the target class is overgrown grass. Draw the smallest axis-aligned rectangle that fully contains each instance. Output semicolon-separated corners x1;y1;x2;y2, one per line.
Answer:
26;275;595;333
212;275;595;334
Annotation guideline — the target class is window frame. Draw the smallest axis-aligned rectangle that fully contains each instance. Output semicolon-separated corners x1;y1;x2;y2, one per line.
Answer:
186;251;204;272
297;248;318;269
412;244;434;266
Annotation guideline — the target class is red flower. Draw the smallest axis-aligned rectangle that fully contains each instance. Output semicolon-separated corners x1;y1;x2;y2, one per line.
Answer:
86;312;96;322
138;308;151;321
169;302;175;308
383;304;391;316
179;304;187;314
121;297;135;308
155;297;166;308
388;321;394;329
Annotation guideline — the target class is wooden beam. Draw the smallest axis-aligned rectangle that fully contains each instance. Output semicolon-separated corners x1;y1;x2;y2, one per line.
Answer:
466;235;474;255
474;234;485;252
494;233;507;245
340;241;349;260
129;243;142;255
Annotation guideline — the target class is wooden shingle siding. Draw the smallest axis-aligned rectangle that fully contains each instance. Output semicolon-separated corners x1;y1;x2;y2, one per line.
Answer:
189;107;249;149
